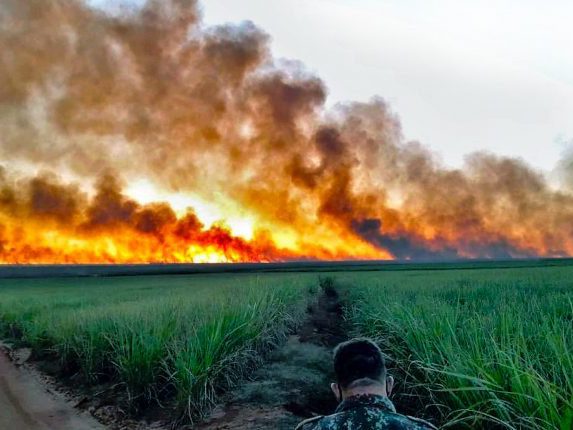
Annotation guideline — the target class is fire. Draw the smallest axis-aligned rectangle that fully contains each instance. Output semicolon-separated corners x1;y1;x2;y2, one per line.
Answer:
1;0;573;263
0;173;384;263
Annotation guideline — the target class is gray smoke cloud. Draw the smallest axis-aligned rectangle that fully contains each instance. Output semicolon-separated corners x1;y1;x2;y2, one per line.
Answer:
1;0;573;261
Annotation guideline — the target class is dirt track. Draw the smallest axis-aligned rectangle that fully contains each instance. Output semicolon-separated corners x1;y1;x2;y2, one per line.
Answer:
0;347;104;430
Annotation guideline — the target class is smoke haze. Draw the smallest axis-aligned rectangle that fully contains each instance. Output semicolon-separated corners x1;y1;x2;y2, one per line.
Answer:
1;0;572;263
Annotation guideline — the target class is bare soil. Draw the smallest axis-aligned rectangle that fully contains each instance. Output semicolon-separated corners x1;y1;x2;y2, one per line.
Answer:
0;344;105;430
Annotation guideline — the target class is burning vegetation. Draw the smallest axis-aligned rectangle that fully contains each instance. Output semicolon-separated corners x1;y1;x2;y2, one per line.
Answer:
1;0;573;263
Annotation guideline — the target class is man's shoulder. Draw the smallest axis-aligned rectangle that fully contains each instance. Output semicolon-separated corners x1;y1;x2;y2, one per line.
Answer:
295;410;438;429
363;411;439;429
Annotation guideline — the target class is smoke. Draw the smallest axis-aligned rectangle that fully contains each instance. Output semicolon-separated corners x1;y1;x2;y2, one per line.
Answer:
556;144;573;193
1;0;573;262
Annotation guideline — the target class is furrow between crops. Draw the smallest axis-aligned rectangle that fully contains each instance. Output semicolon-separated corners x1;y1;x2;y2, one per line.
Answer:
197;277;349;430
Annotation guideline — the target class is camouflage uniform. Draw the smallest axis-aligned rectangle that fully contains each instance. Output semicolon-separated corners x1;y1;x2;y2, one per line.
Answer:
295;394;438;430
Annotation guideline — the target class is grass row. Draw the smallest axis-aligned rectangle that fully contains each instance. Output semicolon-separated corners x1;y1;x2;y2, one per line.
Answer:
0;273;315;422
4;264;573;429
342;266;573;430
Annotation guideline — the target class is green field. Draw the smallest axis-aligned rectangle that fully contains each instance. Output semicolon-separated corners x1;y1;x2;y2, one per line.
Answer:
0;273;316;422
1;262;573;429
340;266;573;429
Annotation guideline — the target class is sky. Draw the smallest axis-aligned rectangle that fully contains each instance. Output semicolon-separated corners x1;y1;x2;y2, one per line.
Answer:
92;0;573;173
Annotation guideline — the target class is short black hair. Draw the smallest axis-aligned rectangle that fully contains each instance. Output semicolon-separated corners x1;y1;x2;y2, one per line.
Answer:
333;338;386;388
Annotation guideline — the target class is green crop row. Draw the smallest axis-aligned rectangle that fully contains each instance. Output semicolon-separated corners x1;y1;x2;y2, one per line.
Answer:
343;266;573;430
3;265;573;429
0;273;314;422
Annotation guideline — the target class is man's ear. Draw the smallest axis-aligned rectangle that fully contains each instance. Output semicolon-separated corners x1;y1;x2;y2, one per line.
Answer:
330;383;341;402
386;375;395;396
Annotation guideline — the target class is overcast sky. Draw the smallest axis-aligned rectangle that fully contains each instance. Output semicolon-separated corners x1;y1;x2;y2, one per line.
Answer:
91;0;573;173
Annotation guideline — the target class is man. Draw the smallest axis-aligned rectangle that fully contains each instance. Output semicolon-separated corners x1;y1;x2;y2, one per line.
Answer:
296;338;438;429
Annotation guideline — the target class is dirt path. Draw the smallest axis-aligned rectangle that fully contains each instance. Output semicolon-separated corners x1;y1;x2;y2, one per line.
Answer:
197;283;347;430
0;345;105;430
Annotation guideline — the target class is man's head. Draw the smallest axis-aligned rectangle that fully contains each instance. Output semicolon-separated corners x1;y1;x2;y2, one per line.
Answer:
330;338;394;402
